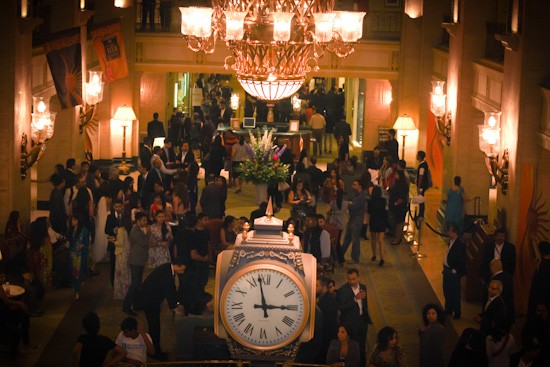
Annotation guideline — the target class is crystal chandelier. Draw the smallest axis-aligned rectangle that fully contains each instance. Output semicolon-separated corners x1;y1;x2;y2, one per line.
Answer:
179;1;366;101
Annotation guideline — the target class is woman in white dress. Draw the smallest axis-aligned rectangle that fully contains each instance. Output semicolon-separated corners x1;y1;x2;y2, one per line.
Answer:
94;194;110;263
113;224;131;300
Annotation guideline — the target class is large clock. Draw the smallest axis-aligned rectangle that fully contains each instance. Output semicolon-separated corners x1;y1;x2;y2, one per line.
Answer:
219;261;310;351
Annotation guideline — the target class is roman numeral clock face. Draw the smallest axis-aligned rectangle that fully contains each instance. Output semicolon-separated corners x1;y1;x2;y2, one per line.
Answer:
220;264;309;350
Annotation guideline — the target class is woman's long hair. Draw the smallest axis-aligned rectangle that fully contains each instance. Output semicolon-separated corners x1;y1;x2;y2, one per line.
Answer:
173;181;190;206
69;214;83;240
376;326;397;351
74;187;91;215
336;187;344;210
29;217;48;251
5;210;20;237
155;210;168;241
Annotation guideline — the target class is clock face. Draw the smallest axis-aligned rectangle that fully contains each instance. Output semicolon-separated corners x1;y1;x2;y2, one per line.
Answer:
220;263;309;350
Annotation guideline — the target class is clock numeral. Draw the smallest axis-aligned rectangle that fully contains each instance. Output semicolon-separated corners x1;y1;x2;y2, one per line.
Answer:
282;316;295;327
246;277;258;288
276;279;283;288
284;290;295;298
231;302;243;310
287;305;298;311
259;328;267;339
243;323;254;336
235;287;247;296
233;313;246;326
260;274;271;285
275;326;282;336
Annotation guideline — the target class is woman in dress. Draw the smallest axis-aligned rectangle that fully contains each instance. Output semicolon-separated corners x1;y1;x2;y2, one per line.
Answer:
205;135;226;180
27;217;52;296
232;136;249;193
3;210;28;274
388;170;409;246
326;324;360;367
369;186;389;266
368;326;403;367
220;215;237;250
67;214;89;300
298;148;310;169
172;180;190;226
121;176;135;213
187;161;200;218
94;192;110;264
146;210;173;270
419;303;446;367
328;187;347;266
289;180;312;222
323;168;345;204
445;176;468;232
113;219;132;301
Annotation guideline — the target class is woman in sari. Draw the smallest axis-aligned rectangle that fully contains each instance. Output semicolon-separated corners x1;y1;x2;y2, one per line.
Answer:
113;220;132;300
67;214;89;300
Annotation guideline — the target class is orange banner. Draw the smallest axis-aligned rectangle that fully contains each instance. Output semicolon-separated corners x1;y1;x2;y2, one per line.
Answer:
426;112;444;187
90;19;128;83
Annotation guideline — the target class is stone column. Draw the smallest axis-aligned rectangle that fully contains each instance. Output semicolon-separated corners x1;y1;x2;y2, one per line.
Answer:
444;0;498;214
0;2;36;229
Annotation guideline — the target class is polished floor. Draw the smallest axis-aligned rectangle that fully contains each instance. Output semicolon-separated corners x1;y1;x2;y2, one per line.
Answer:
3;159;487;367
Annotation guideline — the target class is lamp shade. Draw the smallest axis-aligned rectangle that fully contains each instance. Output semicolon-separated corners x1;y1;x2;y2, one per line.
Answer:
393;114;416;131
113;105;137;127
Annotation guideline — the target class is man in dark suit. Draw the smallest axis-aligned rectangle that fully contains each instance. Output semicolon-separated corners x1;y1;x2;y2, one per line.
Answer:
489;259;515;326
124;212;150;316
249;202;268;230
217;99;233;126
475;279;508;334
143;159;163;209
305;157;324;200
139;137;153;168
443;223;467;319
140;261;186;360
384;129;399;163
147;112;165;142
159;138;177;168
481;227;517;284
176;140;195;169
365;145;384;170
65;158;78;189
338;268;372;366
316;276;338;364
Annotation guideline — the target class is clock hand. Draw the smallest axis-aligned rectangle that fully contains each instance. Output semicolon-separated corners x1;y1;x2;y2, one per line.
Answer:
258;275;269;318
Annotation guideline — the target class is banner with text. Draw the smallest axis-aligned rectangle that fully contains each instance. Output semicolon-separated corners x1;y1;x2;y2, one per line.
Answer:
91;18;129;83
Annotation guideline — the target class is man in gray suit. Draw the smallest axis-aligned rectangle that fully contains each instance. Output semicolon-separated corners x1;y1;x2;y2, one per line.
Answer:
123;212;150;315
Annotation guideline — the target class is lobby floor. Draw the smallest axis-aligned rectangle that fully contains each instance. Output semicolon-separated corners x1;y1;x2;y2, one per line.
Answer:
3;160;485;367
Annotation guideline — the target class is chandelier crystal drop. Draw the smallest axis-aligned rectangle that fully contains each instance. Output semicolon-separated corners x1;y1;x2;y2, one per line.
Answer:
180;0;366;101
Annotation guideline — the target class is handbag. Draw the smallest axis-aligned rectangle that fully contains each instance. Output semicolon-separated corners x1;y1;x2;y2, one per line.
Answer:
278;182;290;192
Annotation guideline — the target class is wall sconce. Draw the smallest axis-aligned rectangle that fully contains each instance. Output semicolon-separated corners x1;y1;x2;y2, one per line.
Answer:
393;114;417;160
113;105;136;174
21;97;57;179
430;80;452;145
230;92;239;111
114;0;132;8
79;70;104;133
478;111;508;194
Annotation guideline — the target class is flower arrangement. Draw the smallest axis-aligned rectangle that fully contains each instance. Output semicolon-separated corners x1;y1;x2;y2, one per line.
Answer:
235;129;290;185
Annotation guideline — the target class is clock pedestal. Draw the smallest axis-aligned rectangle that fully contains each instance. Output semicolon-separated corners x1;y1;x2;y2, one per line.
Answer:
214;213;317;362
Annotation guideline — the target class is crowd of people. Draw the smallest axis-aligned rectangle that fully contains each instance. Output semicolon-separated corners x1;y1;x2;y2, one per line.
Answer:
1;74;549;366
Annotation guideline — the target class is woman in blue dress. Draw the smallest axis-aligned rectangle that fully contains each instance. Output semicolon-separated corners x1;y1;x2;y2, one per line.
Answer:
445;176;467;232
67;214;89;301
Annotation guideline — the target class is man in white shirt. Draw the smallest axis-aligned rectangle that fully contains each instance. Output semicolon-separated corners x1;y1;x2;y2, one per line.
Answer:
309;107;326;156
64;173;94;216
116;317;155;365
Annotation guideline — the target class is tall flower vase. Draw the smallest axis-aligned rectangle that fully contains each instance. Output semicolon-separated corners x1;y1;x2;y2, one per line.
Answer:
255;183;269;205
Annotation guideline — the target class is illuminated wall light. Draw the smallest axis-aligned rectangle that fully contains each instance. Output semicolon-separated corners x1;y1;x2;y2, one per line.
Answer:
114;0;132;8
404;0;423;19
21;0;28;18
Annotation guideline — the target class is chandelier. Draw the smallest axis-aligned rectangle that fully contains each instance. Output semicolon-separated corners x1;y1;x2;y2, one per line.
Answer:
179;1;366;101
